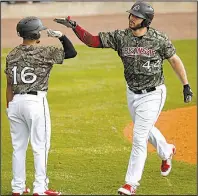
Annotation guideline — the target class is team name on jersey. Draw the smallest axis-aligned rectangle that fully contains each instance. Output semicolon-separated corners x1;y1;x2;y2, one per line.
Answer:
122;47;156;57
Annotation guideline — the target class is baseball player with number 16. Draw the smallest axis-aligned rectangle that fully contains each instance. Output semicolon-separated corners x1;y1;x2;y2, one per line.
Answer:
54;1;193;195
5;16;77;195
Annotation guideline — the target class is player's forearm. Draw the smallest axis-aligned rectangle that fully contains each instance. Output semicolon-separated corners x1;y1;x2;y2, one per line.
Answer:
6;85;13;108
73;25;102;48
168;54;189;85
59;35;77;59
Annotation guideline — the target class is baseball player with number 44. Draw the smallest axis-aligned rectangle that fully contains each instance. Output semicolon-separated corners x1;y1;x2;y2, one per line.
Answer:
54;1;193;195
5;16;77;195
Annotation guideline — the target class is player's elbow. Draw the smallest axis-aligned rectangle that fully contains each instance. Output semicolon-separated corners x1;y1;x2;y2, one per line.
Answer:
86;43;102;48
71;50;77;58
64;50;77;59
168;54;182;67
87;37;102;48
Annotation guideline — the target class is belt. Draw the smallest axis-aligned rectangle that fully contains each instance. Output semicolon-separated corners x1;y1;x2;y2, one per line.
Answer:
14;91;38;95
132;87;156;94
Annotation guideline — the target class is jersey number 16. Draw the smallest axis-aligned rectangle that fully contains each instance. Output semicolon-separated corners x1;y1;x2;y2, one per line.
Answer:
12;66;37;84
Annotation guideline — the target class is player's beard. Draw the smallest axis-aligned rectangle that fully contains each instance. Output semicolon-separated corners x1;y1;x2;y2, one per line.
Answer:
129;23;142;31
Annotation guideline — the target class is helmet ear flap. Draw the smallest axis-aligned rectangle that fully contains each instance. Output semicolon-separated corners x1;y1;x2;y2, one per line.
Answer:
141;19;151;27
32;33;40;40
19;32;40;40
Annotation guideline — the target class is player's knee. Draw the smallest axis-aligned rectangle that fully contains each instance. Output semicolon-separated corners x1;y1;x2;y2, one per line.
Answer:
132;142;147;156
132;136;147;155
31;143;50;154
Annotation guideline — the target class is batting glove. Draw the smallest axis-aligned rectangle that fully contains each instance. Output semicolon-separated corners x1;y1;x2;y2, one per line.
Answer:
47;29;63;38
183;84;193;103
54;16;77;29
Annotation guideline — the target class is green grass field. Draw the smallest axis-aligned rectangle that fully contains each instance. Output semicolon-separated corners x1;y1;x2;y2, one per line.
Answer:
1;40;197;195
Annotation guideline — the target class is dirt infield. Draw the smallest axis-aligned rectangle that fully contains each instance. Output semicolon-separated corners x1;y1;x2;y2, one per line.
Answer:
124;106;197;164
1;12;196;48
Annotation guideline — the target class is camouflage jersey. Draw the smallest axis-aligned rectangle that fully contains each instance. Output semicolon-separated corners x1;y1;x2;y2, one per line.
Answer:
5;45;64;94
99;27;176;91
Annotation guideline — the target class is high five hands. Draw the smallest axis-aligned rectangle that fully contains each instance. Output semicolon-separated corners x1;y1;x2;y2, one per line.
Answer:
47;29;63;38
54;16;77;29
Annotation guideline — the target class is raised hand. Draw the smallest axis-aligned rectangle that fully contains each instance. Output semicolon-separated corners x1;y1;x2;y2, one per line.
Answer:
54;16;77;29
47;29;63;38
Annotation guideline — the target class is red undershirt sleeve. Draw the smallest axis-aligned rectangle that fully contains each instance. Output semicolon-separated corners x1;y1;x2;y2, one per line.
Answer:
73;25;102;48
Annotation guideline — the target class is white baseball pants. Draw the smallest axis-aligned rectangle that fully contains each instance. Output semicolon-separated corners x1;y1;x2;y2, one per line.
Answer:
7;92;51;194
125;84;174;186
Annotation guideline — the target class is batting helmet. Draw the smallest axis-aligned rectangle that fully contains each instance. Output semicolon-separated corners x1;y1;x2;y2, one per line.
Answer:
127;1;154;27
16;16;47;40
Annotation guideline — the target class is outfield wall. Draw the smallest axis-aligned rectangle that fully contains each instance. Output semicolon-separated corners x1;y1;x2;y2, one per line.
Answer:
1;2;196;19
